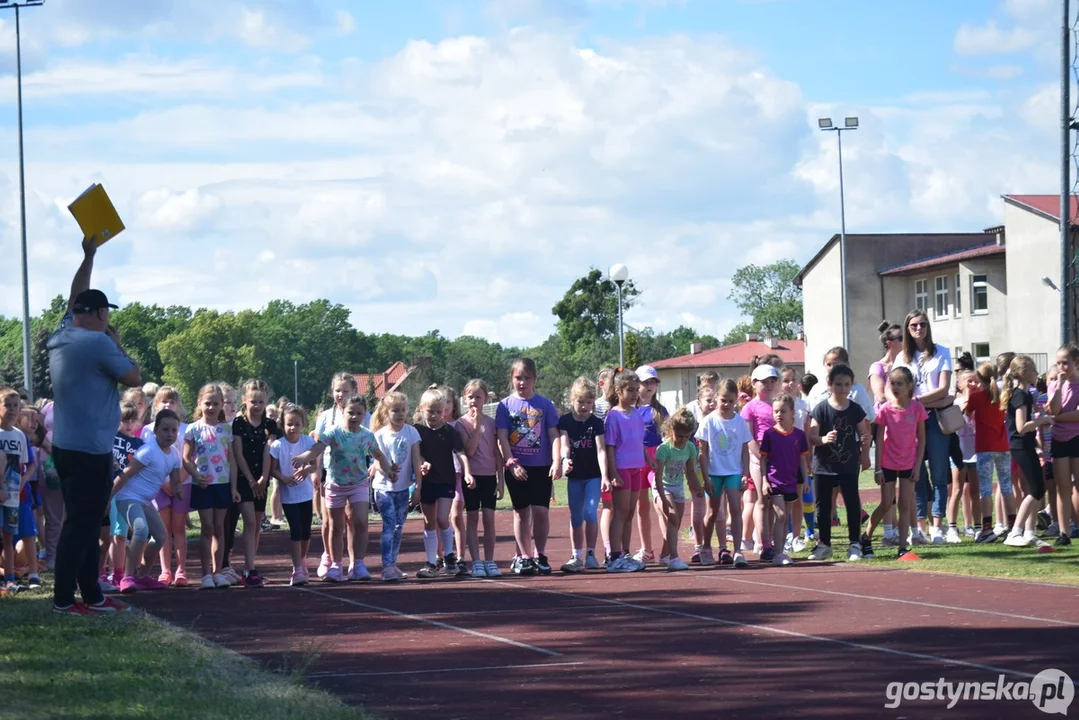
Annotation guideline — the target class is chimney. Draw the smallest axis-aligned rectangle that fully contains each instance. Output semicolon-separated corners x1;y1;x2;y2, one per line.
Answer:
796;331;806;342
745;332;760;342
996;229;1005;246
764;336;778;349
690;341;702;355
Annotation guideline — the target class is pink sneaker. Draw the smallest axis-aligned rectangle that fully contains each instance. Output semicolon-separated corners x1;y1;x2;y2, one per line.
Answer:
136;575;169;590
173;568;189;587
158;570;173;586
119;575;138;594
111;571;123;588
316;553;331;579
289;568;307;587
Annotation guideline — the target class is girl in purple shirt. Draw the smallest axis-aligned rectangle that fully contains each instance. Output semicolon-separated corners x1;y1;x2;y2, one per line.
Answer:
603;369;650;573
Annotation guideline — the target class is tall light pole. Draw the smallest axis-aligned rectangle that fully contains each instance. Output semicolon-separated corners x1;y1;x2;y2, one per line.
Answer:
1061;0;1071;345
3;0;43;401
293;359;299;404
818;116;858;351
609;263;628;367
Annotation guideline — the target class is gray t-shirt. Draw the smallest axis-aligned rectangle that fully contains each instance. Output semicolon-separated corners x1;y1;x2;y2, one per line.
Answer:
47;311;134;454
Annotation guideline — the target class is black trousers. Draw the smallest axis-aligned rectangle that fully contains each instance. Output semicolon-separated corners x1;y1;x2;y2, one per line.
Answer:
52;448;111;607
816;472;861;546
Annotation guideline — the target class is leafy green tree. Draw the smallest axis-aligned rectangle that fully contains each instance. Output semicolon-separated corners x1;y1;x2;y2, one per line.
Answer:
159;310;263;409
111;302;193;384
721;321;757;348
552;269;640;347
726;260;803;339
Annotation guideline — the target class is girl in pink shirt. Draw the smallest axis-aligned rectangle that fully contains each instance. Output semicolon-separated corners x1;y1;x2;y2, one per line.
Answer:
867;367;927;560
741;364;778;553
603;369;650;573
456;379;504;577
1049;343;1079;546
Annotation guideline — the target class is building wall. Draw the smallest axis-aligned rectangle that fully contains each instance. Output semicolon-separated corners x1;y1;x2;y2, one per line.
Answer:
1004;205;1061;361
801;241;842;381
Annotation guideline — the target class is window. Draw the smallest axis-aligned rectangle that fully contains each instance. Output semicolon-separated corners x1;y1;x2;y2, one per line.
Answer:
935;275;949;319
971;274;988;313
972;342;990;364
954;273;962;317
954;346;962;361
915;279;928;312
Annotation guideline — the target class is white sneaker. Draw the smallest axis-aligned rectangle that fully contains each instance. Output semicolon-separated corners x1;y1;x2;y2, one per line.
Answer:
963;525;976;538
808;544;834;561
993;523;1008;538
791;536;807;553
753;542;764;554
484;560;502;577
772;552;793;566
733;552;747;567
740;539;753;552
945;528;962;544
847;545;863;562
658;555;670;567
1003;532;1034;547
911;530;929;546
200;574;216;590
929;527;945;544
560;556;584;573
471;561;488;578
633;549;655;564
213;573;231;588
316;553;331;579
784;533;794;553
699;547;715;565
881;533;899;547
667;557;690;571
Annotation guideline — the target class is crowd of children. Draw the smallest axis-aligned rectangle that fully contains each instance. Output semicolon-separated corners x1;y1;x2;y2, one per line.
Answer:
1;336;1074;594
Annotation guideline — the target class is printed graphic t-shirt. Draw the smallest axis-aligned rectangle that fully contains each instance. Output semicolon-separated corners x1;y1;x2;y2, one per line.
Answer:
810;401;866;476
184;420;233;485
496;394;559;467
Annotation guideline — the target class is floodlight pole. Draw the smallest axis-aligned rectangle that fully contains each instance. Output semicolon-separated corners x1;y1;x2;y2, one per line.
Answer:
819;118;857;351
5;0;43;401
1062;0;1071;345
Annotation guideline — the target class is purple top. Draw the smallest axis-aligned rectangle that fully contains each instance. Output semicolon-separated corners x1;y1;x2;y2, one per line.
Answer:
759;427;809;493
638;405;668;448
741;398;774;444
496;394;559;467
604;407;647;470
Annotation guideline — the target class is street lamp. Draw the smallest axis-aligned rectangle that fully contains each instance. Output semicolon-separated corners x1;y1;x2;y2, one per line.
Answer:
1043;276;1061;291
2;0;44;401
293;359;299;403
819;115;858;351
609;263;629;367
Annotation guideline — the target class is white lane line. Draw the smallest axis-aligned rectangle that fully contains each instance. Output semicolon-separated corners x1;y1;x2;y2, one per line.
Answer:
489;581;1070;683
691;574;1079;627
299;587;562;657
309;661;585;679
415;603;609;618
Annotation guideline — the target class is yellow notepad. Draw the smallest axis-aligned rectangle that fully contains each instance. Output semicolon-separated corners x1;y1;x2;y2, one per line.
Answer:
68;183;125;246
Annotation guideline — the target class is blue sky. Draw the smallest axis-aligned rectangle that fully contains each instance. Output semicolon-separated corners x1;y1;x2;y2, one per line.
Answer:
0;0;1064;347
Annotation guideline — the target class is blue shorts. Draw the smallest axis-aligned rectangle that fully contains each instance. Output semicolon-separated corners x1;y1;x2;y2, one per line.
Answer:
108;498;129;537
16;499;37;540
190;483;233;511
1;505;17;535
708;474;741;497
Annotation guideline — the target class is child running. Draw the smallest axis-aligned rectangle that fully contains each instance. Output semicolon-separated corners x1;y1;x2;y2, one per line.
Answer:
557;377;608;573
759;392;809;566
865;367;927;560
110;410;183;594
653;408;703;570
696;378;751;567
808;365;871;562
456;380;504;578
230;378;279;587
1003;356;1054;547
414;387;471;578
293;393;394;582
369;392;422;581
268;404;318;585
183;384;238;589
603;368;649;573
496;358;561;576
143;387;190;586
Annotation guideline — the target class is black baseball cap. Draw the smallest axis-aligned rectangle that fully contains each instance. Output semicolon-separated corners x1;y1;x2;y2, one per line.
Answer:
72;289;119;314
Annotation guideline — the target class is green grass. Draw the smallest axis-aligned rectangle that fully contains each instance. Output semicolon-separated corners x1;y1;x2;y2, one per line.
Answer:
0;593;373;720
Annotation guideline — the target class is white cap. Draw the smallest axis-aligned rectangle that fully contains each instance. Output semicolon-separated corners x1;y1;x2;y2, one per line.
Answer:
636;365;659;382
751;364;780;382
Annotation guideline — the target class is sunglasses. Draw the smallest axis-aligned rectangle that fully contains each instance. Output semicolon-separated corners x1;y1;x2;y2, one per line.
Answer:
909;322;928;330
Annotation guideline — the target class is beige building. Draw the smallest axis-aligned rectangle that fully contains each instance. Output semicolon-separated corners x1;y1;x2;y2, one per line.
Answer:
650;338;804;410
794;194;1076;379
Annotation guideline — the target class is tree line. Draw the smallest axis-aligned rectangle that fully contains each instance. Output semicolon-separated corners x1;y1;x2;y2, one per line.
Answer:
0;261;802;412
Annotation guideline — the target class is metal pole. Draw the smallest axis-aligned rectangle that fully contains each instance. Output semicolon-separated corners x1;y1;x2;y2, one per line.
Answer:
1062;0;1072;346
616;282;625;368
294;359;299;403
837;128;849;351
16;4;32;400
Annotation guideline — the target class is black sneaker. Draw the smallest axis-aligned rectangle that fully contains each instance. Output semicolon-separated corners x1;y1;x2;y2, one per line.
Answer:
897;546;912;560
436;556;446;571
1055;534;1072;547
455;561;470;577
860;533;875;559
1070;528;1079;540
535;555;552;575
974;529;997;544
517;557;537;576
760;547;775;563
1037;511;1052;532
244;570;264;588
443;553;459;574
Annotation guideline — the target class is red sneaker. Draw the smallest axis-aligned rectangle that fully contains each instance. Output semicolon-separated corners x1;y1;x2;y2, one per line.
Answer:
53;602;93;616
86;596;131;614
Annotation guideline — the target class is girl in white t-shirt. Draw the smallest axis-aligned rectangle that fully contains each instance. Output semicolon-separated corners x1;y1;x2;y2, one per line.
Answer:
269;404;317;586
112;410;183;594
312;372;359;578
686;381;718;563
369;392;422;582
143;387;190;587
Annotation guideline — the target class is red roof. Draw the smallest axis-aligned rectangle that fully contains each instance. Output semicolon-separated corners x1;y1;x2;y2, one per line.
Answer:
652;340;804;370
1003;194;1079;223
353;361;413;399
878;243;1004;276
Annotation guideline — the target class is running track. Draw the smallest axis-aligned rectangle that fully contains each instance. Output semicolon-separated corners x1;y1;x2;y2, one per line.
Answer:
127;509;1079;719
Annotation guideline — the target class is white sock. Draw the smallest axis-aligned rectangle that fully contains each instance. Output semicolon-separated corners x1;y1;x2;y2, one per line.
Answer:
575;548;584;561
439;528;454;557
423;530;438;565
1024;528;1036;539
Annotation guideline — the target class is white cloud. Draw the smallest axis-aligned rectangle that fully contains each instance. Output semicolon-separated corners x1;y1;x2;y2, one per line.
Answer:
136;188;223;233
335;10;357;35
954;20;1036;55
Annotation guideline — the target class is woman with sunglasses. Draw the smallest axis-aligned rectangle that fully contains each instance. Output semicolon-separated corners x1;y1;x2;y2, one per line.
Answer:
869;322;903;406
894;310;954;544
